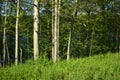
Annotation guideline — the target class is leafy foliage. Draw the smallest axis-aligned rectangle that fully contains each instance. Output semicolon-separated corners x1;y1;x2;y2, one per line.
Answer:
0;0;120;66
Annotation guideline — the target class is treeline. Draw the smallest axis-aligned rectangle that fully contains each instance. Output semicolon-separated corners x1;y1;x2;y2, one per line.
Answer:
0;0;120;66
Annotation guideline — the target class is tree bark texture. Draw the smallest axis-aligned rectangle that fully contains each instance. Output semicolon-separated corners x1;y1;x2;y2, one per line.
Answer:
67;0;77;60
53;0;58;62
15;0;20;66
67;30;71;60
3;0;8;67
33;0;39;60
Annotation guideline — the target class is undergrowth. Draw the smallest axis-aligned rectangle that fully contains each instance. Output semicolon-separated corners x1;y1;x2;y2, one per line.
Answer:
0;53;120;80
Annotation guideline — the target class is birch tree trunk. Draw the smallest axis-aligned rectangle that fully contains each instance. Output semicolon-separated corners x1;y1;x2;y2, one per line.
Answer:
57;0;60;60
3;0;8;67
20;47;22;63
15;0;20;66
53;0;58;62
3;14;6;67
67;30;71;60
67;0;77;60
52;0;54;60
33;0;39;60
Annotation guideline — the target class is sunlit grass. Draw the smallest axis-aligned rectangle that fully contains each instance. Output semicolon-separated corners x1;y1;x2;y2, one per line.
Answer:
0;52;120;80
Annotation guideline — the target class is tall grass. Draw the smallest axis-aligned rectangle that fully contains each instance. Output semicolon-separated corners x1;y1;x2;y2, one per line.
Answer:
0;53;120;80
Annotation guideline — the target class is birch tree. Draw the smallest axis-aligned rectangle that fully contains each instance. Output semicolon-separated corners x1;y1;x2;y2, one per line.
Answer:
33;0;39;60
57;0;60;60
15;0;20;66
52;0;54;60
53;0;60;62
67;0;78;60
67;30;71;60
3;0;8;67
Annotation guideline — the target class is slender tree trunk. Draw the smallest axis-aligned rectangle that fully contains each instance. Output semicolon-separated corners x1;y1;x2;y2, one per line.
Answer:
3;22;6;67
72;0;77;18
53;0;58;62
67;30;71;60
3;0;8;67
6;39;10;66
67;0;77;60
89;29;94;56
52;0;54;60
27;30;30;59
20;47;22;63
3;21;6;67
15;0;20;66
57;0;60;60
33;0;39;60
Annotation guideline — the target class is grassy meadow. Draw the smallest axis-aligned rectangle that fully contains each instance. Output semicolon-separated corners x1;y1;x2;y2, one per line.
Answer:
0;53;120;80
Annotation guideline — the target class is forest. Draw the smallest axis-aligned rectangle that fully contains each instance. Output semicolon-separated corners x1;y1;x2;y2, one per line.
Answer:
0;0;120;79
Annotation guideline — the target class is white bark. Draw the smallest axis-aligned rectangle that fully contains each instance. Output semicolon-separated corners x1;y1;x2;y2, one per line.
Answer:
57;0;60;59
3;0;8;67
53;0;58;62
33;0;39;60
67;0;77;60
3;16;6;67
15;0;20;66
52;0;54;60
67;30;71;60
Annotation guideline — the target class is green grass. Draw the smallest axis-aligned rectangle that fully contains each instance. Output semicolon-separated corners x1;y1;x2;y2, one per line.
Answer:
0;53;120;80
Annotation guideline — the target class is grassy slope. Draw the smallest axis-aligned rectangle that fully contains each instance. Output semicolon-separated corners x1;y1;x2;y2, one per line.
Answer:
0;53;120;80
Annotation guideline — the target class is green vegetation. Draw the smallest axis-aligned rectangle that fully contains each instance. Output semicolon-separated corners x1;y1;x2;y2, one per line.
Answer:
0;53;120;80
1;0;120;65
0;1;120;79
